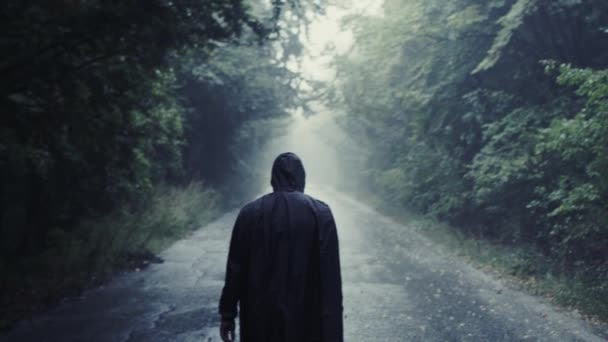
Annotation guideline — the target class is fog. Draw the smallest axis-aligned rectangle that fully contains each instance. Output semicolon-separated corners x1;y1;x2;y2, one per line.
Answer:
250;0;383;196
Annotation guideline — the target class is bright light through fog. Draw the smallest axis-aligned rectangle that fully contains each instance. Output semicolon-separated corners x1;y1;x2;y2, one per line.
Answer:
258;105;345;194
298;0;384;81
259;0;384;195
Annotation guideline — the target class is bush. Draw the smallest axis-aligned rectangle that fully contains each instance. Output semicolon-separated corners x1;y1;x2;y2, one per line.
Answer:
0;182;220;330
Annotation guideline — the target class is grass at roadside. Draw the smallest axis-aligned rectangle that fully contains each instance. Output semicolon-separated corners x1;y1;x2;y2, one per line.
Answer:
370;200;608;325
0;182;221;331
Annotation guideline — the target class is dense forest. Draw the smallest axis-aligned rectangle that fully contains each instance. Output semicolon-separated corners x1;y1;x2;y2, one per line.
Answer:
2;0;608;332
0;0;320;328
333;0;608;317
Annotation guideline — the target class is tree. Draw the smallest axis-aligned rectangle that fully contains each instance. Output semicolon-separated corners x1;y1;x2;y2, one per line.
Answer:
333;0;608;271
0;0;320;257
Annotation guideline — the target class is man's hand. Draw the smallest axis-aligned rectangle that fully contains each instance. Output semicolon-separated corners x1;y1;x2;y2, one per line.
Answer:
220;319;236;342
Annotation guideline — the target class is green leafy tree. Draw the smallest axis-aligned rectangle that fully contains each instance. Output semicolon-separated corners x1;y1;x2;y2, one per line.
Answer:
0;0;320;257
333;0;608;273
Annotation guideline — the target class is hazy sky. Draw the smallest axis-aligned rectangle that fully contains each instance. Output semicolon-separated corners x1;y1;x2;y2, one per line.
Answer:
297;0;384;81
254;1;384;193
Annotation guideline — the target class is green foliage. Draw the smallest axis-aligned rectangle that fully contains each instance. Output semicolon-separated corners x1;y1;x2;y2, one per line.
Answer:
533;65;608;261
1;0;241;257
0;0;313;258
179;42;298;193
473;0;536;74
334;0;608;317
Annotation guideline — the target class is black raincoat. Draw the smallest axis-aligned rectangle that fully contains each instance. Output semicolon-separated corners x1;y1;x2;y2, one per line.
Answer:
219;153;343;342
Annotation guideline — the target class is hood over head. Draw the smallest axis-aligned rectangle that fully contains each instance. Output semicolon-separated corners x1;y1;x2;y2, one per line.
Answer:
271;152;306;192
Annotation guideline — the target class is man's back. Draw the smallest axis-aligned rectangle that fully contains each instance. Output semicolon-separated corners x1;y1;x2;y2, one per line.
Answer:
219;153;343;342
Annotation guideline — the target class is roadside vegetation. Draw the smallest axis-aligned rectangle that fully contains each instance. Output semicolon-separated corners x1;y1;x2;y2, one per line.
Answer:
379;205;608;323
0;182;218;330
332;0;608;321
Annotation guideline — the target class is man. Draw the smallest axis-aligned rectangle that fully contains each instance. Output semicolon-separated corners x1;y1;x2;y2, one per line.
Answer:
219;152;343;342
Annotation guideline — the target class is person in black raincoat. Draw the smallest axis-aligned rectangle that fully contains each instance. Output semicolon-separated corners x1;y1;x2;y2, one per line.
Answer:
219;152;343;342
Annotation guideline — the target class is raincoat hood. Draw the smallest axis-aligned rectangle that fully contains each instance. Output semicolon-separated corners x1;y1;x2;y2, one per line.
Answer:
271;152;306;192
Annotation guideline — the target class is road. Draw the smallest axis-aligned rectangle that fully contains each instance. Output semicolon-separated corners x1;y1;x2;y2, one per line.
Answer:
2;187;607;341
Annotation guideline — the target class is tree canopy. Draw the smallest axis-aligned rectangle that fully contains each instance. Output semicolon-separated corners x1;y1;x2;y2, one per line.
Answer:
0;0;319;257
333;0;608;277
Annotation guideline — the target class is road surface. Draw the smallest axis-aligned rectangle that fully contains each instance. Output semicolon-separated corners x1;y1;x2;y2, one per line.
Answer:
2;187;607;341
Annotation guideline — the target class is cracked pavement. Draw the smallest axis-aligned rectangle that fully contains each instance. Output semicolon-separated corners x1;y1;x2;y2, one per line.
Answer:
2;187;608;341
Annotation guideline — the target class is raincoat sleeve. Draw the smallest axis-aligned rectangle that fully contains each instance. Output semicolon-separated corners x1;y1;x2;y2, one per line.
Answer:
318;205;344;342
219;207;250;321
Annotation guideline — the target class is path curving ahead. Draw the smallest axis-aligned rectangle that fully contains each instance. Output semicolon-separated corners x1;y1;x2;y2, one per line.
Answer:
2;187;607;341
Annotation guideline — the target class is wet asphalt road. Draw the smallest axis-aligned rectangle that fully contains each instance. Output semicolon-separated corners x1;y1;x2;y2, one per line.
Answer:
2;187;608;341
